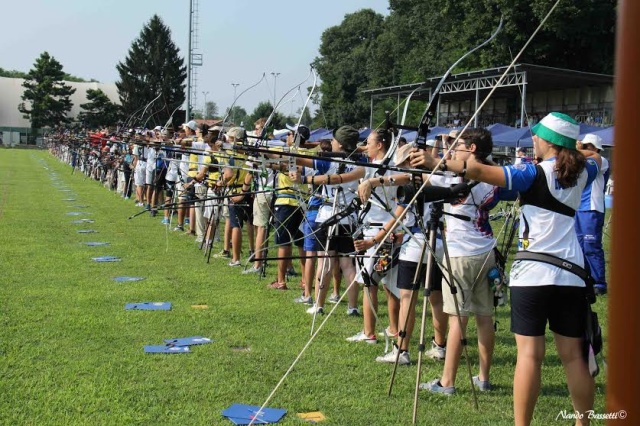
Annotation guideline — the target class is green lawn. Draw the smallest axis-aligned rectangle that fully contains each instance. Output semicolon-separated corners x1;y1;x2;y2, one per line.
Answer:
0;149;608;425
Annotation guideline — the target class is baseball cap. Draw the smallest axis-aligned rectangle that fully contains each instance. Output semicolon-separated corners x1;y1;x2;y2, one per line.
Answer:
394;143;414;165
333;126;360;152
581;133;604;151
286;124;310;141
182;120;198;131
226;127;246;142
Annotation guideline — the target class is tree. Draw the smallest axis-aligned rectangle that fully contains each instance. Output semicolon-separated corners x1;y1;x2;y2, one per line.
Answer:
225;106;248;127
18;52;76;137
116;15;187;129
313;9;389;128
205;101;218;119
248;102;286;130
78;89;121;129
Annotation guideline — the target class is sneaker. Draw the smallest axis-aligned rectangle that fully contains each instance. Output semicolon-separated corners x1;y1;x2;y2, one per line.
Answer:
294;294;313;305
213;250;231;258
144;204;151;211
173;225;184;232
378;327;399;338
267;281;288;290
425;339;446;360
135;202;144;207
472;375;492;391
242;266;261;274
328;294;341;304
346;331;377;344
161;218;170;225
195;236;204;243
419;379;455;395
594;284;607;296
228;260;241;267
286;267;298;277
347;307;361;316
376;344;410;365
306;305;325;315
150;209;157;217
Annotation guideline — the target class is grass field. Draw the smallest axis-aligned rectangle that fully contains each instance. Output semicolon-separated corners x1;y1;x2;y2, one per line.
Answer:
0;149;608;425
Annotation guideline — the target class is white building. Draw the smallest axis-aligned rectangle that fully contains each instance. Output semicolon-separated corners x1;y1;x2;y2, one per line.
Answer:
0;77;119;146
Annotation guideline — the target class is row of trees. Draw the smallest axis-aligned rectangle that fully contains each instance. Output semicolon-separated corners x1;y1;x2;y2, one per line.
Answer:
312;0;617;128
16;2;616;134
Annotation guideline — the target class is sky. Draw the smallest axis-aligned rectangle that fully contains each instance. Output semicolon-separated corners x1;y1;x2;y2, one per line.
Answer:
1;0;390;120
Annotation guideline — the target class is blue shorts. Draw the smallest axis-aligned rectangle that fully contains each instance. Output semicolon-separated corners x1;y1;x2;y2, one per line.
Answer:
229;203;248;229
303;209;322;251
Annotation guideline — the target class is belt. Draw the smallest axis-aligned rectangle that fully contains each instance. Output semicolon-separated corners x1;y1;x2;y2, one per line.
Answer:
368;222;385;227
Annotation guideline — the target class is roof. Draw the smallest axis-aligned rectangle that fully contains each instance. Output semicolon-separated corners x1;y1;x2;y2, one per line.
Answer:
361;64;614;102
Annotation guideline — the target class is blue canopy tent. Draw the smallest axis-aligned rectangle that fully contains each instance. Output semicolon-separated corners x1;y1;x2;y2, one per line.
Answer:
492;126;534;147
487;123;516;136
517;123;606;148
579;126;614;146
359;128;372;141
308;128;329;142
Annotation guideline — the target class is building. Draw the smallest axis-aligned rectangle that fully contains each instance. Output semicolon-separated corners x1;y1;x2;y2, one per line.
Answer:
362;63;614;130
0;77;119;146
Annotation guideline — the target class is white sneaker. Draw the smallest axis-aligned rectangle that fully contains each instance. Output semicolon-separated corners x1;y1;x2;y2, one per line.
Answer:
346;331;377;344
378;326;399;338
195;236;204;243
228;260;241;267
347;307;361;316
425;339;446;360
306;305;325;315
328;294;341;304
376;344;410;365
242;266;261;274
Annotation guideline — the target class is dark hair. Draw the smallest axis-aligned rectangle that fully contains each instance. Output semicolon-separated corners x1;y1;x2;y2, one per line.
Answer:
200;123;210;134
398;136;407;147
459;128;493;164
319;139;332;152
372;128;394;152
554;147;586;188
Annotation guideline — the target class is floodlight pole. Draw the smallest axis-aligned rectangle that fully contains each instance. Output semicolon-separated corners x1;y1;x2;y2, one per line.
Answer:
231;83;239;124
271;72;280;107
202;91;209;118
186;0;193;121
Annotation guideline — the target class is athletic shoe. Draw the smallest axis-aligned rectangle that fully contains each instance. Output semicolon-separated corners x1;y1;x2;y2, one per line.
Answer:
378;327;399;338
150;209;157;217
346;331;377;344
144;204;151;211
161;218;170;225
347;307;361;316
286;267;298;277
425;339;446;360
267;281;288;290
328;294;341;304
306;305;325;315
195;236;204;243
173;225;184;232
241;266;261;274
472;375;492;391
294;294;313;305
228;260;241;267
135;202;144;207
419;379;455;395
376;344;410;365
213;250;231;258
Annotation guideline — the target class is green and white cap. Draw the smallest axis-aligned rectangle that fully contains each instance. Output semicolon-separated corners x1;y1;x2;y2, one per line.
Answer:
531;112;579;150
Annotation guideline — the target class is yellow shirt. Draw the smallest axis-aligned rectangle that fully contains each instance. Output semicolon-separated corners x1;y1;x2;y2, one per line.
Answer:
204;150;225;187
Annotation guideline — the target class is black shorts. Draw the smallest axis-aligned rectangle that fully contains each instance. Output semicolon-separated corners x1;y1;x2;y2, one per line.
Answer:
180;178;196;201
229;203;249;229
510;285;588;338
315;224;355;254
273;205;303;246
153;167;167;189
396;260;442;291
164;180;176;198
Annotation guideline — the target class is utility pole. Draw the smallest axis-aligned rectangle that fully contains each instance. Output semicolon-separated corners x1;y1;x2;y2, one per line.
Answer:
270;72;280;107
231;83;239;124
202;91;209;118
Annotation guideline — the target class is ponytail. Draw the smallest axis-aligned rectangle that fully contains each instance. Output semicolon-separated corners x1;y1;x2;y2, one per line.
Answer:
555;147;586;188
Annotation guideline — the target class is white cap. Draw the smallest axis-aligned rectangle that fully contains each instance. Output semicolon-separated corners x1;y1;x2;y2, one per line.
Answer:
182;120;197;131
426;139;436;147
582;133;604;151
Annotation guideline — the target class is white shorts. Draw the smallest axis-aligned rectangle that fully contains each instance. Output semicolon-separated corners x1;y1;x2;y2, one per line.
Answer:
399;233;443;264
134;161;146;186
355;227;398;289
145;168;156;185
